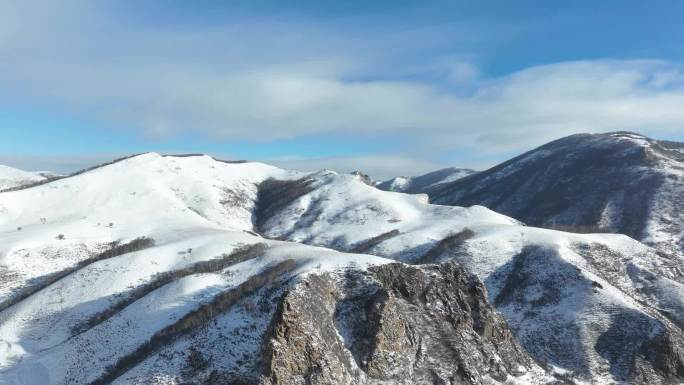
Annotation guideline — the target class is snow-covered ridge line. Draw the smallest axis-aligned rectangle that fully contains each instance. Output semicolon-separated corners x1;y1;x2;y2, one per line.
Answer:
0;165;47;191
0;154;143;193
0;237;154;313
427;131;684;256
0;142;682;384
0;153;251;193
254;166;684;383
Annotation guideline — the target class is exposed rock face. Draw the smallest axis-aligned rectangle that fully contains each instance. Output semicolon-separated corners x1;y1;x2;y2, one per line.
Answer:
261;262;552;385
3;150;684;385
253;156;684;383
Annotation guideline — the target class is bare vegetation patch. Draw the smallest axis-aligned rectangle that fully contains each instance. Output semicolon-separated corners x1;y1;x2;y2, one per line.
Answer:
220;187;251;210
0;237;154;313
71;243;267;335
255;177;315;232
349;229;401;254
493;245;572;308
415;228;475;264
87;259;299;385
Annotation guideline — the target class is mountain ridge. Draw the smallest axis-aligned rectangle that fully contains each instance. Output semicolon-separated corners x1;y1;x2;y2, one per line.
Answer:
0;144;683;384
418;132;684;256
0;165;46;191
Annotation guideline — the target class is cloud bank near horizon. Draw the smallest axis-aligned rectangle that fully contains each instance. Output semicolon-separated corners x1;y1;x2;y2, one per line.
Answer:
0;152;451;181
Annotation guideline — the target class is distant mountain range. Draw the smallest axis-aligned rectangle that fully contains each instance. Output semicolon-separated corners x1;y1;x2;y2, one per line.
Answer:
0;133;683;385
377;167;476;194
382;132;684;257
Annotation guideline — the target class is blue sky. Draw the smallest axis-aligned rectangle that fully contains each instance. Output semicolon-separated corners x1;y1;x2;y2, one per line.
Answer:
1;0;684;177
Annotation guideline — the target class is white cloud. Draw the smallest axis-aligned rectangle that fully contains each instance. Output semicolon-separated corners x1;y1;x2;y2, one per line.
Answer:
0;1;683;163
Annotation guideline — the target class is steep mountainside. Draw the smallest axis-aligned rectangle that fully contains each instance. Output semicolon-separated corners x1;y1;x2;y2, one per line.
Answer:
0;165;45;191
0;154;555;385
0;153;683;384
426;132;684;256
377;167;475;193
262;262;552;385
256;169;684;384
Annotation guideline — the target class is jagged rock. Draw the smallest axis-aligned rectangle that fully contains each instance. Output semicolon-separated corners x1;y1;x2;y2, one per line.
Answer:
350;171;374;186
261;262;552;385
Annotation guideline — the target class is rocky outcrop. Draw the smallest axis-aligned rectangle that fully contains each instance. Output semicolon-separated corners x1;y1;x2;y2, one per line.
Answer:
260;262;553;385
244;146;684;383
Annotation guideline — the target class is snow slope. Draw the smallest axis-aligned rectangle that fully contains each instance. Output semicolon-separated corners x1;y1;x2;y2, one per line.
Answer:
0;154;559;385
0;154;404;385
257;169;684;384
0;153;682;384
427;132;684;256
0;166;45;191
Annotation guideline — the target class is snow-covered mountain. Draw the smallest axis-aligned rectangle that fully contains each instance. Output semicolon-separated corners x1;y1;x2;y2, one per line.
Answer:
0;155;554;385
376;167;476;193
256;168;684;384
0;165;47;191
0;153;682;384
427;132;684;256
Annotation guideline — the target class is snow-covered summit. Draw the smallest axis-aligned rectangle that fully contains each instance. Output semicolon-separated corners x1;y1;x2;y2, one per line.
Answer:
0;154;559;385
427;131;684;256
254;167;684;382
0;151;682;384
0;165;46;191
0;153;298;237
